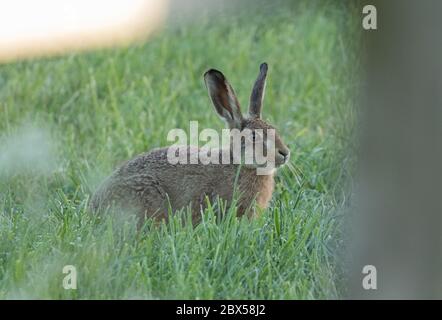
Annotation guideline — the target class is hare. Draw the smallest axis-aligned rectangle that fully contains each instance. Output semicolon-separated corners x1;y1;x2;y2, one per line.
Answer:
89;63;290;223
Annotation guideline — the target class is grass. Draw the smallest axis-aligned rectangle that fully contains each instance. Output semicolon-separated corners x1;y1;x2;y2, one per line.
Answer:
0;1;359;299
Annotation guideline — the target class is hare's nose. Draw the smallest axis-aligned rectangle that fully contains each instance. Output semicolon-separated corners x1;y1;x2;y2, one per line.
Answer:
278;149;289;159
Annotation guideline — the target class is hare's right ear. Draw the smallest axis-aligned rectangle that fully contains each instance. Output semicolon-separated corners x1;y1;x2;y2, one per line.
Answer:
248;62;268;119
204;69;243;129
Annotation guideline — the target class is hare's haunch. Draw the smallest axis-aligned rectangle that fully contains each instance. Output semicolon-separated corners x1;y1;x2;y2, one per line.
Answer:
90;63;290;222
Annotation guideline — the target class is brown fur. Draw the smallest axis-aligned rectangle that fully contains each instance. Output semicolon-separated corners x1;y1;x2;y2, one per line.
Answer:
89;63;290;224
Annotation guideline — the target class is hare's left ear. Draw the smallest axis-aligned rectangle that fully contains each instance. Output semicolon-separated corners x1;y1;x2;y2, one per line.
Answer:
204;69;243;129
248;62;268;119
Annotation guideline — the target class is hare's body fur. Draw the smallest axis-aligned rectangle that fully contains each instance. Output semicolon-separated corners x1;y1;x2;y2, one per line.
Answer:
89;63;289;224
90;146;274;220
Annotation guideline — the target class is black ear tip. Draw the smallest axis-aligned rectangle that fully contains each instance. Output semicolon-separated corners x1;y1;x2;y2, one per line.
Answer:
204;68;224;80
260;62;268;72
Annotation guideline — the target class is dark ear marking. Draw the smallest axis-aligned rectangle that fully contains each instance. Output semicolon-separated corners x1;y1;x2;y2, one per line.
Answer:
249;62;268;118
204;68;243;128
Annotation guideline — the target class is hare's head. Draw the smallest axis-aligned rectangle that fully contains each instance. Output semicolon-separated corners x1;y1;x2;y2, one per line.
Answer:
204;63;290;170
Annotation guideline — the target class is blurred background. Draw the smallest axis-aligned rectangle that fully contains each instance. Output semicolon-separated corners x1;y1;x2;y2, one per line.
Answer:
3;0;439;300
0;0;359;299
349;0;442;299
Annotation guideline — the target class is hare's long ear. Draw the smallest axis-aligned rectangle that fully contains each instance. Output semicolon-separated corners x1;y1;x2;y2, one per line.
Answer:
204;69;243;129
248;62;268;119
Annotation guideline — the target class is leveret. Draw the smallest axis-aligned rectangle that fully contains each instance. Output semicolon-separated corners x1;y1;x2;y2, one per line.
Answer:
89;63;290;223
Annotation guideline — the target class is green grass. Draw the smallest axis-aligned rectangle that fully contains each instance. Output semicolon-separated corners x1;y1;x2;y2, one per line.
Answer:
0;1;359;299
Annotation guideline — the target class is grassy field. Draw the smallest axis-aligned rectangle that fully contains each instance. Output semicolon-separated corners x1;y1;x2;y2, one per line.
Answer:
0;1;359;299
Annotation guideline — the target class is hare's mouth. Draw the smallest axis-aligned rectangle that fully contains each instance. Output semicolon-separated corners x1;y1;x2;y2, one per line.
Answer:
275;152;290;167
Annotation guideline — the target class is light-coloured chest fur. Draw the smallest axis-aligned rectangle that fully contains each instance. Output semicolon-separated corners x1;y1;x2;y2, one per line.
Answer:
237;169;274;214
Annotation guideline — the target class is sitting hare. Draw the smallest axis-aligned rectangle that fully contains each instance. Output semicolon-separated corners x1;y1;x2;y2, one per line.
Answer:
89;63;290;222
